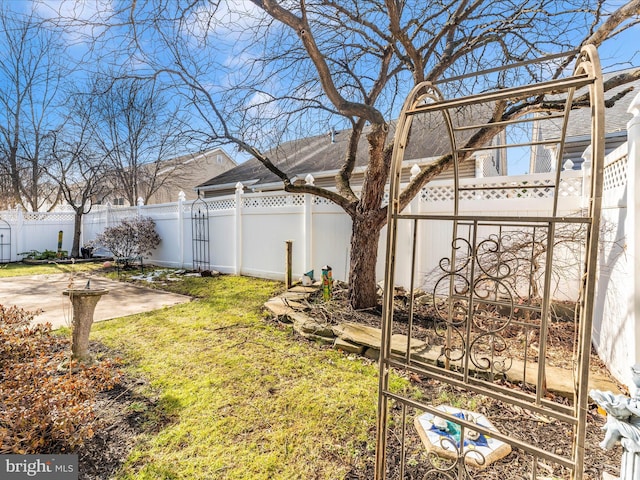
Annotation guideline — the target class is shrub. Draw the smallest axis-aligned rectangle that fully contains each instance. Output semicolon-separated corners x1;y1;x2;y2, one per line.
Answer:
0;305;120;454
18;249;68;260
91;216;160;266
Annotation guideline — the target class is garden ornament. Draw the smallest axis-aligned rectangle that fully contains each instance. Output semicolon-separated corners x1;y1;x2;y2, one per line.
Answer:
590;364;640;479
321;265;332;301
63;287;109;365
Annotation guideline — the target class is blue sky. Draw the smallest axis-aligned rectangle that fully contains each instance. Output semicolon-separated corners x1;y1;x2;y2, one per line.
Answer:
2;0;639;174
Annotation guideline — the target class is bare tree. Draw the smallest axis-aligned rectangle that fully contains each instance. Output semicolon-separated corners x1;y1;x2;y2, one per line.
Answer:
58;1;640;308
47;86;111;258
0;6;66;211
89;76;189;206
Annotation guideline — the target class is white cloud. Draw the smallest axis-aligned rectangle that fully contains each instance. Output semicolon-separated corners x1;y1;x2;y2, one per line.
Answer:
244;91;281;126
184;0;265;43
32;0;114;23
247;90;275;109
30;0;115;44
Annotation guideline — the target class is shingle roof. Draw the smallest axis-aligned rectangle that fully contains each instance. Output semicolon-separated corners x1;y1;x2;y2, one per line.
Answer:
533;67;639;170
197;105;489;192
198;66;639;192
540;67;640;139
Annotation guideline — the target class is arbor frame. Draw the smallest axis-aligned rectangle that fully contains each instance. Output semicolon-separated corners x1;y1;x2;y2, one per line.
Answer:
376;46;604;480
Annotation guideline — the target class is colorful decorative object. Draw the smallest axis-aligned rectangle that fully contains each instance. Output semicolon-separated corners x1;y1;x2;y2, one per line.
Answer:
301;270;314;286
415;405;512;468
57;230;63;255
321;265;332;301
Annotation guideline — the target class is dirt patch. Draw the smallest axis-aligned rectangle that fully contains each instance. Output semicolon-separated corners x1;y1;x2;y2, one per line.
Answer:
342;398;620;479
70;344;172;480
74;374;172;480
76;380;144;479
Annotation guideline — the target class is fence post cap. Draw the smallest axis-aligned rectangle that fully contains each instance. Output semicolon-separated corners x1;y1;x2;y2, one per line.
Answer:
628;91;640;117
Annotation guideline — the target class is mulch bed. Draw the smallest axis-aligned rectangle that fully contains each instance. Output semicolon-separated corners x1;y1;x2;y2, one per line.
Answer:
69;340;171;480
77;372;620;480
76;379;146;479
304;284;625;479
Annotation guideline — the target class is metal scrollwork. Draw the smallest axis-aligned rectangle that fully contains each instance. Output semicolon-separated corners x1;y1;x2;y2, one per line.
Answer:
439;237;473;274
475;234;518;280
432;233;517;374
423;434;487;479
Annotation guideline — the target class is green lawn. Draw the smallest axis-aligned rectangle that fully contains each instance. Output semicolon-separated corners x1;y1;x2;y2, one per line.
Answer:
90;274;387;479
0;261;103;277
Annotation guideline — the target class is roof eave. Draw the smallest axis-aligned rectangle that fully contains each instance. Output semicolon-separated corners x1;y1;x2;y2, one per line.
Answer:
196;179;260;192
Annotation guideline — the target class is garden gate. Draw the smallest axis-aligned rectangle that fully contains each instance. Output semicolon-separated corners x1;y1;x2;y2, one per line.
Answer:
0;218;10;264
376;46;604;480
191;194;210;272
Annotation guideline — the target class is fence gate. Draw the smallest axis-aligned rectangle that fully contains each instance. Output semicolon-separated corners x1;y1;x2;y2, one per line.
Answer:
375;46;604;480
0;218;10;263
191;195;210;272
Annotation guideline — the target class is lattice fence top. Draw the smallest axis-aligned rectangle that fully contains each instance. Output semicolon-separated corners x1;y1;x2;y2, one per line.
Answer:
206;198;236;211
22;212;75;222
312;196;335;206
0;212;18;222
109;209;137;222
559;176;584;197
418;175;583;203
141;204;180;215
603;153;628;192
242;193;305;209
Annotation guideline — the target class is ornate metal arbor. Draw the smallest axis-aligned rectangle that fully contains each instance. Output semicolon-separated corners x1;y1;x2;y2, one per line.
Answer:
191;194;210;272
376;46;604;479
0;218;10;264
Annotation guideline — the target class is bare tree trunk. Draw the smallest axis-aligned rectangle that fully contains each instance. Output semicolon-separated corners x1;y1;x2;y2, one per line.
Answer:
71;210;82;258
348;215;385;309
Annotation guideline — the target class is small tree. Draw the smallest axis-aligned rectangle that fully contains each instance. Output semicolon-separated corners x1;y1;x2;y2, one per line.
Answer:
93;216;160;266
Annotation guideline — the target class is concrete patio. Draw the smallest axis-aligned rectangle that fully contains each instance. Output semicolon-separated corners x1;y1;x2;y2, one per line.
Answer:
0;272;191;329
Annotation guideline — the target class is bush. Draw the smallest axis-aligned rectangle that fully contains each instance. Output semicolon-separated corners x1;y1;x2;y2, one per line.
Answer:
19;249;69;260
91;216;160;265
0;305;120;454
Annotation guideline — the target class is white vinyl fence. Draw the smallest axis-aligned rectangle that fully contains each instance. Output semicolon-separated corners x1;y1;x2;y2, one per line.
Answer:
592;94;639;388
0;92;639;390
18;170;583;284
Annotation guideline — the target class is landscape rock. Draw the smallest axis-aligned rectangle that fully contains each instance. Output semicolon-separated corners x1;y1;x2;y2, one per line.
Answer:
263;298;295;319
280;291;313;301
364;348;380;361
332;322;382;349
263;285;622;398
295;331;335;345
334;338;365;354
296;319;335;338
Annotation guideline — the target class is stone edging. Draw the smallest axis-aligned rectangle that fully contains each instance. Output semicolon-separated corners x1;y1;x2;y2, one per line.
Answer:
264;285;621;398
